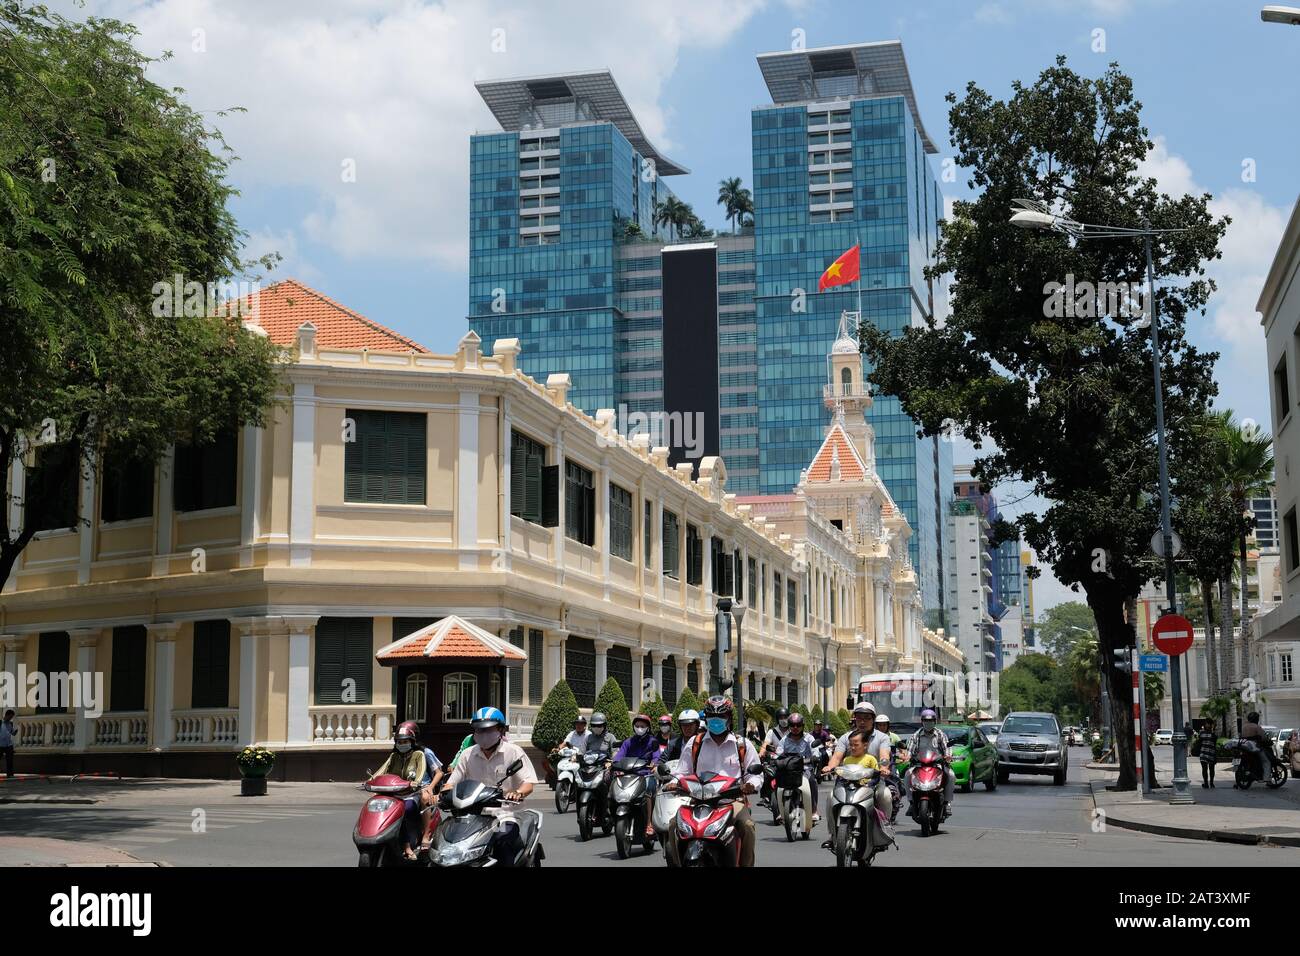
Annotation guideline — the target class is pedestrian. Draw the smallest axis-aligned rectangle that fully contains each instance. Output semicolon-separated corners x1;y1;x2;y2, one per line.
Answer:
1286;729;1300;776
1195;719;1217;788
0;709;15;778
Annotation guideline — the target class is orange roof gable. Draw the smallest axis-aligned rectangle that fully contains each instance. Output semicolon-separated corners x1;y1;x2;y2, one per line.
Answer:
236;278;429;352
376;615;527;666
806;423;867;482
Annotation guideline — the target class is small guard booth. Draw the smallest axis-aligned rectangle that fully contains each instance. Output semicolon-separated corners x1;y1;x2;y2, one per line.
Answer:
376;615;527;764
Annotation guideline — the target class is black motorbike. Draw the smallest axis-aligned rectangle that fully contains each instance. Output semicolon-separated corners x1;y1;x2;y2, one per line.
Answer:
1227;738;1288;789
610;756;657;859
575;750;614;841
429;758;545;868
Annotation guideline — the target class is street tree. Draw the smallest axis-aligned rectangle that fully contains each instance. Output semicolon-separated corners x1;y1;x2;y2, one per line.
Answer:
0;5;283;588
861;57;1227;789
1035;601;1099;661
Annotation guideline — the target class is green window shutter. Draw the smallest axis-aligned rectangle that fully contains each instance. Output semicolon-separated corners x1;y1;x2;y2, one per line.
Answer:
344;411;366;502
192;620;231;709
314;619;346;704
507;628;524;705
37;632;70;714
403;415;426;505
525;454;543;522
510;443;527;517
344;618;374;704
110;625;147;712
643;501;653;567
541;465;560;527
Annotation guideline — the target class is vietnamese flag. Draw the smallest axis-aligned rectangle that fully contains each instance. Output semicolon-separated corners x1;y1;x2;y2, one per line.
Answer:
818;245;861;291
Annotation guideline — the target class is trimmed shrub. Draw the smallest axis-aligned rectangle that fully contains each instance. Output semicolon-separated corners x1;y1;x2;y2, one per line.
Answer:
642;691;670;723
532;680;579;752
674;687;701;719
593;677;634;741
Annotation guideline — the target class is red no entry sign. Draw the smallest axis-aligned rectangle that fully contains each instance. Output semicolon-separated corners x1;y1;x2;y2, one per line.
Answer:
1151;614;1194;656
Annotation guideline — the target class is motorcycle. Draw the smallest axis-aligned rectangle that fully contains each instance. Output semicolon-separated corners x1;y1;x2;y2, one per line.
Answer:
575;750;614;841
906;747;948;837
774;751;814;842
353;772;439;867
1227;738;1289;789
674;765;760;868
827;764;895;868
553;747;579;813
760;755;780;821
610;756;657;859
428;758;544;867
652;758;689;867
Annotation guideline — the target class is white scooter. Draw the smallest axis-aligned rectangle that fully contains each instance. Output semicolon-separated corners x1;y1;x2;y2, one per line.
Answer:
774;751;814;842
553;747;579;813
651;758;689;866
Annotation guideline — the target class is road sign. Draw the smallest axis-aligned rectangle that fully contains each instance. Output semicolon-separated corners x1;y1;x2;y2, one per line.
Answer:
1151;614;1194;656
1139;654;1168;673
815;668;836;689
1150;530;1182;559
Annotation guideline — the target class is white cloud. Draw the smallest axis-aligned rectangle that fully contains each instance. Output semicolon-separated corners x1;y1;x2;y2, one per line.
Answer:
67;0;775;270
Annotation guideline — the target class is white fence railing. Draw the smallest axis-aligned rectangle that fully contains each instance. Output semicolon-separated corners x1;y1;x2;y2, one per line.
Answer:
92;712;149;747
172;709;239;746
310;706;395;744
14;715;76;749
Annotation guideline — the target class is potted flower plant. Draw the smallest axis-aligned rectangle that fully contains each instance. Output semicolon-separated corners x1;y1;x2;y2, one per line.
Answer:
236;746;276;796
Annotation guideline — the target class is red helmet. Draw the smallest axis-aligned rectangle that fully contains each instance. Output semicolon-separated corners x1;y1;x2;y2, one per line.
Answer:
395;721;419;744
658;714;672;725
702;695;734;723
633;713;652;727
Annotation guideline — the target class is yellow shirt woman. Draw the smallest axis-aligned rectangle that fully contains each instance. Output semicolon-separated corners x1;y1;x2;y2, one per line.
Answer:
842;753;879;770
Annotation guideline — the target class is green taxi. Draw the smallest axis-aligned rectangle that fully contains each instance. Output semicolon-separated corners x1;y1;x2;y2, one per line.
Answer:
945;723;997;791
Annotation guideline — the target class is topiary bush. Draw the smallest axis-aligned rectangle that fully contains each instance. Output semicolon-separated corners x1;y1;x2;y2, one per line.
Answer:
593;677;633;741
827;709;850;736
642;691;669;723
532;679;579;752
674;687;701;719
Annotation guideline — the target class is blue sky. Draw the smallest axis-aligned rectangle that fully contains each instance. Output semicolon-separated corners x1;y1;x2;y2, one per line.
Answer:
68;0;1299;610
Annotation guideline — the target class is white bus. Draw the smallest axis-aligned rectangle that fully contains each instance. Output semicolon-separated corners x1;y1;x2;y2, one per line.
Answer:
854;672;962;733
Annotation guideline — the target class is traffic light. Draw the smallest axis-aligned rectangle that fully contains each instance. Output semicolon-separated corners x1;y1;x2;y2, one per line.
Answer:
1113;647;1132;674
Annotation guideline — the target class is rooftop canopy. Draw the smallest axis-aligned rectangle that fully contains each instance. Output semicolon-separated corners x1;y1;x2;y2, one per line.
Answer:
475;70;689;176
756;40;937;154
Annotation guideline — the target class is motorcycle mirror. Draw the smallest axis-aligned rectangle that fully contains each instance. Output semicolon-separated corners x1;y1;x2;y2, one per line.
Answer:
746;763;763;775
506;758;524;777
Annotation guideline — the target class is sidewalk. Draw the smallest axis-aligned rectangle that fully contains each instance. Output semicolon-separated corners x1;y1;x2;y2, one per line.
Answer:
0;837;162;866
1085;756;1300;847
0;776;365;807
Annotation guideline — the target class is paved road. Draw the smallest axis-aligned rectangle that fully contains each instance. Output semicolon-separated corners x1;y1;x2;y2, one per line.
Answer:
0;747;1294;866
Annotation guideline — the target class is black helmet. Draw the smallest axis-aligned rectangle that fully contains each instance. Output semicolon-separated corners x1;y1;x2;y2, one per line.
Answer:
775;707;790;725
590;711;608;731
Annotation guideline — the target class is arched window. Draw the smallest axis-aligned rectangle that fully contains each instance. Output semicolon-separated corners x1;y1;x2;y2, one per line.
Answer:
404;674;427;723
840;366;852;395
443;672;477;722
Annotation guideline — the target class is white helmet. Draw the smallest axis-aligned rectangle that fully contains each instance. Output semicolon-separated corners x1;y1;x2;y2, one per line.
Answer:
678;709;700;723
876;713;891;724
853;701;876;716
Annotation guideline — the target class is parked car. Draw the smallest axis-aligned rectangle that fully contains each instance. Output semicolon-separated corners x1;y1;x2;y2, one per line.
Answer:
1276;728;1294;762
996;712;1068;785
978;721;1001;746
1154;728;1173;745
943;724;998;792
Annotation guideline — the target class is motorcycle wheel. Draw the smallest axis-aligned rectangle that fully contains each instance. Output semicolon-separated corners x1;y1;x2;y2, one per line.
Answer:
615;817;632;860
357;849;378;868
918;799;932;837
577;802;593;842
834;820;852;868
1268;764;1289;789
555;780;573;814
1237;769;1252;790
783;795;796;843
601;809;614;838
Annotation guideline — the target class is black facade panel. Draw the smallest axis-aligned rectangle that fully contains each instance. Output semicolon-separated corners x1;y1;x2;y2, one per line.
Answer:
661;247;720;470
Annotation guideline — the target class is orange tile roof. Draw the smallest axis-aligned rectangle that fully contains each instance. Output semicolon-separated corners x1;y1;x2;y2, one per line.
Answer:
806;423;867;482
236;278;429;352
376;616;528;665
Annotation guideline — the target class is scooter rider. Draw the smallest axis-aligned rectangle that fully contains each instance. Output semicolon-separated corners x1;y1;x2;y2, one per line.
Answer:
663;709;702;762
810;719;832;746
821;702;892;847
586;712;619;755
614;713;662;838
559;715;590;753
761;707;791;757
668;695;761;867
906;709;954;818
440;707;536;865
371;720;443;859
776;712;820;824
656;715;673;749
1241;711;1277;782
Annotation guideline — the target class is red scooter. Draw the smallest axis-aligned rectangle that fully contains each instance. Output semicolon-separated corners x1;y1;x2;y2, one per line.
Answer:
674;768;758;867
905;748;948;837
353;773;440;866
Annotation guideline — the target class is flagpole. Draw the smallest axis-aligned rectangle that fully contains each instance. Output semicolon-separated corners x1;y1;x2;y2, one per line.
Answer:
855;236;862;325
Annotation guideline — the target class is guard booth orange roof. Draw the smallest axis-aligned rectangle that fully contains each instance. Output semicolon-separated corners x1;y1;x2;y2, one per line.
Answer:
375;615;527;667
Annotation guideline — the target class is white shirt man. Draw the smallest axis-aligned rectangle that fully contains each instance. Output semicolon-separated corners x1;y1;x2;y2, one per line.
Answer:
676;732;763;791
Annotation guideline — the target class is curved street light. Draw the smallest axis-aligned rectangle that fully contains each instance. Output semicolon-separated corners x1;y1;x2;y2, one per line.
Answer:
1009;198;1194;804
1262;5;1300;24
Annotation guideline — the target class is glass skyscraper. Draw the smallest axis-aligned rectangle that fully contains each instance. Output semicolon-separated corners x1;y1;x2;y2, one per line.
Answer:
750;43;951;615
467;43;952;609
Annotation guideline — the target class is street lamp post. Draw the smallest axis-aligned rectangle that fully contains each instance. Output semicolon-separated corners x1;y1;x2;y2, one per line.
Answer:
1261;5;1300;24
732;603;747;739
1011;200;1193;803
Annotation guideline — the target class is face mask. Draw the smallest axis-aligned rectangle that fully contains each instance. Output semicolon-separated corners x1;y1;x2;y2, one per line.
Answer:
592;728;606;737
396;741;412;754
922;721;935;731
778;720;789;729
634;726;649;737
474;729;501;750
706;718;728;735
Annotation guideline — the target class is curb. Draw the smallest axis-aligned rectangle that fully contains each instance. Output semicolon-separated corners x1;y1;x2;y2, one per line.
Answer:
0;796;99;805
1086;779;1300;848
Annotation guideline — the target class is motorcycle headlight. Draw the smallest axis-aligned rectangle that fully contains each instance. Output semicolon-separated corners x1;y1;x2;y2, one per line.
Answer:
433;842;487;867
366;797;396;813
676;816;693;838
701;814;730;839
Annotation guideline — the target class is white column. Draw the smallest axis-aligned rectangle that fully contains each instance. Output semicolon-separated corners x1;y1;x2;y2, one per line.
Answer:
552;429;566;573
289;383;316;567
702;525;714;608
239;424;263;568
1;636;23;690
233;618;261;747
598;463;611;594
651;651;664;700
76;462;94;585
653;498;664;603
874;580;885;645
152;445;174;577
148;623;179;748
284;616;319;745
547;632;567;692
674;656;687;700
69;629;99;751
498;397;512;571
594;638;612;693
458;391;480;570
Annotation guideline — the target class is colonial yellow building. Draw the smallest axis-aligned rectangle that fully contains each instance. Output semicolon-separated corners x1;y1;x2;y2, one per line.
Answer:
0;281;958;777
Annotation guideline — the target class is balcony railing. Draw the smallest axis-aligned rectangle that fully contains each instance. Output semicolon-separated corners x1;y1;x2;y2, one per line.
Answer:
310;705;396;745
13;715;76;749
93;712;149;747
173;708;239;746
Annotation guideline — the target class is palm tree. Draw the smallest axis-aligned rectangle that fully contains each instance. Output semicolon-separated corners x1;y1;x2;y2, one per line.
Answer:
654;196;692;241
717;177;754;234
1209;410;1273;712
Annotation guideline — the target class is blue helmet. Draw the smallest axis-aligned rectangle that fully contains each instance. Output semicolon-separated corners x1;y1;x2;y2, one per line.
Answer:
471;706;506;731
